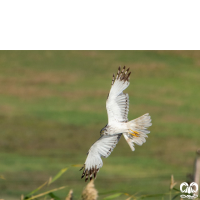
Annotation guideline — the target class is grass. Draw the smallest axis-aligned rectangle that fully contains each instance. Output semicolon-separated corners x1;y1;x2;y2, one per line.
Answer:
0;51;200;199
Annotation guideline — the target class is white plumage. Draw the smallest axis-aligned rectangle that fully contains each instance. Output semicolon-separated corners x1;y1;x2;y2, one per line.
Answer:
80;66;152;181
80;134;121;181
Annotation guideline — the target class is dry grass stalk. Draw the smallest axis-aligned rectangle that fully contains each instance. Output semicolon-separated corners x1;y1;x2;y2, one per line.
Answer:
170;174;177;189
66;189;73;200
81;180;98;200
48;176;52;184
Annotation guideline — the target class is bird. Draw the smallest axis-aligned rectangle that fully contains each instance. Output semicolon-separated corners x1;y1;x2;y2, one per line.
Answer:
80;66;152;182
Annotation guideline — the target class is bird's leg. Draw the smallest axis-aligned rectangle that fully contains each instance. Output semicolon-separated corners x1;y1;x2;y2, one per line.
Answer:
128;129;140;137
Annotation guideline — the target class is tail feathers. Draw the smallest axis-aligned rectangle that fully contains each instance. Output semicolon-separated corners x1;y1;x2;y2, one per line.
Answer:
123;113;152;151
129;113;152;130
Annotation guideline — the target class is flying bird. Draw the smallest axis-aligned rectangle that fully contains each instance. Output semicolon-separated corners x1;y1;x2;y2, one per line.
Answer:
80;66;152;181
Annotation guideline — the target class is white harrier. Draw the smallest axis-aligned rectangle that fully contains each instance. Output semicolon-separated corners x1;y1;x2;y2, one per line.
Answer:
80;66;152;181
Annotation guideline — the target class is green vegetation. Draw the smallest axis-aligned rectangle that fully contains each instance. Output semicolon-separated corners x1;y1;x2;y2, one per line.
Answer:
0;51;200;199
19;168;184;200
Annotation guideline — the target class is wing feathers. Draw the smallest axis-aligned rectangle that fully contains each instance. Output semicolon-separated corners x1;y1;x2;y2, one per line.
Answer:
116;67;121;79
80;134;122;181
106;66;130;124
111;74;115;85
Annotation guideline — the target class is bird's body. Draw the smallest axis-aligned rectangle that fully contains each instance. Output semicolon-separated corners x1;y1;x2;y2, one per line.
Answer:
80;66;152;182
100;123;127;135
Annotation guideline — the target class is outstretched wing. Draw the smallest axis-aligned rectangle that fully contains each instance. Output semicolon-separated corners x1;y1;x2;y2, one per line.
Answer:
106;66;131;125
80;134;122;182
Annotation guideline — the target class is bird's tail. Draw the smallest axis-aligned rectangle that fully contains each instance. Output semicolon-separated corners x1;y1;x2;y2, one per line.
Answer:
123;113;152;151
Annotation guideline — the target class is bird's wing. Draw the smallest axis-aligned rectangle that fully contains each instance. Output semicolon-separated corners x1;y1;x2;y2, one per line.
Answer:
80;134;122;182
106;66;131;125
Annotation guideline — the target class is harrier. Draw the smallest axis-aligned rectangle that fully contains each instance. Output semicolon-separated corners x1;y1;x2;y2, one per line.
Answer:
80;66;152;181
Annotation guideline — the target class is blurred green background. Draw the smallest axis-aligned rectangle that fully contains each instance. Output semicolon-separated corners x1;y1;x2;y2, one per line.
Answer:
0;51;199;199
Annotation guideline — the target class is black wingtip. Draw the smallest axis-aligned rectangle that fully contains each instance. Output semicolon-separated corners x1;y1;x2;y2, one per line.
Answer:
80;166;84;171
111;73;115;85
81;173;84;179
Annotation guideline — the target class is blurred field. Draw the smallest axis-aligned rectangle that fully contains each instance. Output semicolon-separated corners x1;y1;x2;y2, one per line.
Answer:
0;51;200;199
